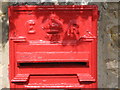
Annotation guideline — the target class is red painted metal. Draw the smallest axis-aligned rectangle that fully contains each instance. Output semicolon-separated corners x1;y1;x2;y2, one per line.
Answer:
9;5;99;89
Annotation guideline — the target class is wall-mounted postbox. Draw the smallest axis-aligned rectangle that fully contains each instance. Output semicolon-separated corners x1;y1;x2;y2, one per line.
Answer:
9;5;99;89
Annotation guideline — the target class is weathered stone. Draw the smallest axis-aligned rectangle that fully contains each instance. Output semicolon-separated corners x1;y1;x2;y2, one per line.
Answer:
107;69;118;88
107;2;119;10
106;60;118;74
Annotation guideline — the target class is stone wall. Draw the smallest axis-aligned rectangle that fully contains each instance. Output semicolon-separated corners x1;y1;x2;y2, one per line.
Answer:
0;2;9;89
98;2;119;88
0;1;119;89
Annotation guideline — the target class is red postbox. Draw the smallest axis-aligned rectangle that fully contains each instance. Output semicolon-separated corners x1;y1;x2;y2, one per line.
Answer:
9;5;99;89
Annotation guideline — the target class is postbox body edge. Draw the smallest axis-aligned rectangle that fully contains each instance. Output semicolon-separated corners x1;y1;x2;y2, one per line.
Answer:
9;5;99;89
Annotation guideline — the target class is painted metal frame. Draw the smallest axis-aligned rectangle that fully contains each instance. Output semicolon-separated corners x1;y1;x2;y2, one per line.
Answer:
9;5;99;89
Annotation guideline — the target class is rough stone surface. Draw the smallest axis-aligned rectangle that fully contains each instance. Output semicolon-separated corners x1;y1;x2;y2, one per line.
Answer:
0;2;119;89
0;2;9;89
89;2;119;88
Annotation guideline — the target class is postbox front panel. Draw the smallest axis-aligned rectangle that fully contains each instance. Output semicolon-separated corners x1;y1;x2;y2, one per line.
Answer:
9;5;99;89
